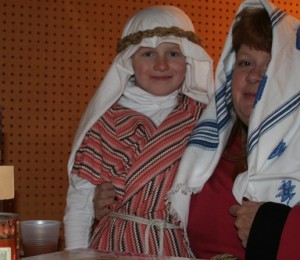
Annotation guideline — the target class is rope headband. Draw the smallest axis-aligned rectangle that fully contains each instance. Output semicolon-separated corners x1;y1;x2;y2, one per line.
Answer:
117;26;202;53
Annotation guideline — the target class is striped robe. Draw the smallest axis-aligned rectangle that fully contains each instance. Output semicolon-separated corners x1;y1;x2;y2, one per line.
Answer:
72;94;205;257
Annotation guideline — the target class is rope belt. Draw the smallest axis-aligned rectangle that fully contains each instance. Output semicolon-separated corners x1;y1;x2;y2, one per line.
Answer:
108;211;180;256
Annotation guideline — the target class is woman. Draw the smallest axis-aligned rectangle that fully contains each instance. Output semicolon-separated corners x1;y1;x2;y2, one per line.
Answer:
169;0;300;259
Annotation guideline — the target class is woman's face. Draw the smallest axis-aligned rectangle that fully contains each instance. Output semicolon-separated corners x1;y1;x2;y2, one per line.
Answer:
131;43;186;96
232;44;271;125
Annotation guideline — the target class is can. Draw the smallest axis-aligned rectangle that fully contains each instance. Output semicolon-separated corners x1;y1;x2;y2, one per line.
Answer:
0;213;19;260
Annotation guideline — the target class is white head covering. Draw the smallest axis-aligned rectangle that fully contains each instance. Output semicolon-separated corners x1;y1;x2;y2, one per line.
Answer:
68;5;214;175
169;0;300;229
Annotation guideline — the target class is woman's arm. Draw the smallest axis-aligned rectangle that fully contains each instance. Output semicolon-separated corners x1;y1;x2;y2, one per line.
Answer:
230;201;299;259
244;202;290;259
93;182;116;220
276;205;300;259
230;200;264;248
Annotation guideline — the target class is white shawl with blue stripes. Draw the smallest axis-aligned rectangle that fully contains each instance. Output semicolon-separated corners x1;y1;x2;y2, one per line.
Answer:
169;0;300;229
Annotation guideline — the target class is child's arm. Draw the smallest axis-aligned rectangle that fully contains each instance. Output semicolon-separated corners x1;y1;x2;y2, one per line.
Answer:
64;174;96;249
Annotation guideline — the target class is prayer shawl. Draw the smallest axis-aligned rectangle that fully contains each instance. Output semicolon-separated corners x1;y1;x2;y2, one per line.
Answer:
67;5;214;175
169;0;300;230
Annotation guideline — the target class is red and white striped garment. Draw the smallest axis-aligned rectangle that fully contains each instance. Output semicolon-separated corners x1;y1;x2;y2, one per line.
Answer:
72;94;205;257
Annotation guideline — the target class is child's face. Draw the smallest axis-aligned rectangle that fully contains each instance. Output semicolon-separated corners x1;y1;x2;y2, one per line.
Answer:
131;43;186;96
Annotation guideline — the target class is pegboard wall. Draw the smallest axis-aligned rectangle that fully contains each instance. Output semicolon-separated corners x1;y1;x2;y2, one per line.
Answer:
0;0;299;249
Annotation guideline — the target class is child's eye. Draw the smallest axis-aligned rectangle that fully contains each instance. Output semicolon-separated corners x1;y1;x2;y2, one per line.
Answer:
142;51;155;57
168;50;183;57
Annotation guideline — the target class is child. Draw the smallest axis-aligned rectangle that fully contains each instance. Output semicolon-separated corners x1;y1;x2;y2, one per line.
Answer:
64;5;214;257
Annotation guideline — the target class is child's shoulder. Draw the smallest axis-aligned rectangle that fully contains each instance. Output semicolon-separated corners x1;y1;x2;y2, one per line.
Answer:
180;93;207;108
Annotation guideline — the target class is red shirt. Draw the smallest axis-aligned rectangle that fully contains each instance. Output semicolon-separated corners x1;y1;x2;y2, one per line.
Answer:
187;130;245;259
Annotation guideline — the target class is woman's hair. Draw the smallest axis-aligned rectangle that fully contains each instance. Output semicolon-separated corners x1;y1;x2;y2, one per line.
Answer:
232;8;272;53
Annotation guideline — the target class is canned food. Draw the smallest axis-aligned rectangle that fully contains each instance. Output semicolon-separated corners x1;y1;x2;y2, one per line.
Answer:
0;213;19;260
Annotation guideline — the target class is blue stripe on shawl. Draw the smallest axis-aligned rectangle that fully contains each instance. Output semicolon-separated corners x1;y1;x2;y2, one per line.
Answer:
188;72;233;149
248;91;300;154
270;8;286;27
189;120;220;149
254;75;267;106
297;26;300;50
216;72;233;129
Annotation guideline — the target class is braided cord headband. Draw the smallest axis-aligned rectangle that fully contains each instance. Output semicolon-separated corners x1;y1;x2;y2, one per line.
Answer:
117;26;202;53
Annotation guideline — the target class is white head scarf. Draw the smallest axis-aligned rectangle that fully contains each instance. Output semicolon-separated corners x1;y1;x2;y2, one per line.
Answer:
68;5;214;175
169;0;300;229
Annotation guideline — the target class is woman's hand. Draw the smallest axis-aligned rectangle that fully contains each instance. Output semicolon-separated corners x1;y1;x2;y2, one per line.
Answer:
93;182;116;220
230;200;264;248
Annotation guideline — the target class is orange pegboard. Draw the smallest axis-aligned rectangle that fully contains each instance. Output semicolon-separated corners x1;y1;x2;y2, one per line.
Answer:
0;0;299;249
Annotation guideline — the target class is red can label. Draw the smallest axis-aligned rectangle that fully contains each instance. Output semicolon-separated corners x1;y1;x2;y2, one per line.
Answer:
0;214;19;260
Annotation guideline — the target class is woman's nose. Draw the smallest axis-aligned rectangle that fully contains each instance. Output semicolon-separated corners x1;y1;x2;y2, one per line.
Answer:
154;56;169;71
246;66;266;84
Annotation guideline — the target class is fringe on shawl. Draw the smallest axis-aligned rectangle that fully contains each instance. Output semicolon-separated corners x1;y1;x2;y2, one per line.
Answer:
166;183;202;258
